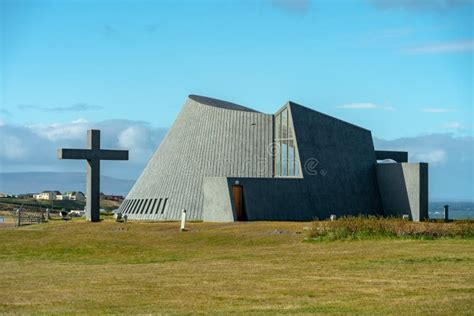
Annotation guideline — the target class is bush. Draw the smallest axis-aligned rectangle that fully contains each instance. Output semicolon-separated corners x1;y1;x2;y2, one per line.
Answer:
308;216;474;241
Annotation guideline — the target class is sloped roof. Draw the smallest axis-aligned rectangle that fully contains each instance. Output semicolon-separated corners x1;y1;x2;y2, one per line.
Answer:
189;95;259;113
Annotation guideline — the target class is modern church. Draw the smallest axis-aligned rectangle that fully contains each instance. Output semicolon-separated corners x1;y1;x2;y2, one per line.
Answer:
119;95;428;222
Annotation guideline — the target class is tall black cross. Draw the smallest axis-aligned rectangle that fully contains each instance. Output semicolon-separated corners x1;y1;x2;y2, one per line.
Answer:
57;129;128;222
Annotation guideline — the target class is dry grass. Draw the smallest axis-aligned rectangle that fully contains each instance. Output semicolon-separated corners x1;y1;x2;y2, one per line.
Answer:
0;219;473;314
309;217;474;241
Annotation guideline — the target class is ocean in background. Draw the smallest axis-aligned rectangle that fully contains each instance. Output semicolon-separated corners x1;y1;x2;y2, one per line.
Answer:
429;201;474;220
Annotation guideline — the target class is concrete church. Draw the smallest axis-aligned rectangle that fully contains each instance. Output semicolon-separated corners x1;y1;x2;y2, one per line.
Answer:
119;95;428;222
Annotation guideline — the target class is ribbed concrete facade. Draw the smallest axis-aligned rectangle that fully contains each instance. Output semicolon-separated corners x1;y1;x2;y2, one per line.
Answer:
120;95;273;220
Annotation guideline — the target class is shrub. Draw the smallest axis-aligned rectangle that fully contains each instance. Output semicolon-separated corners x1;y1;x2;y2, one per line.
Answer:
308;216;474;241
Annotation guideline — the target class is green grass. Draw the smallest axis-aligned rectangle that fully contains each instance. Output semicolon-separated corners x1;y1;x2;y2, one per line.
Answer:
0;220;473;314
308;216;474;241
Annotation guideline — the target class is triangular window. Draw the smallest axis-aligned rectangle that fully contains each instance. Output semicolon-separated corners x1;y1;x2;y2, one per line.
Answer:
274;107;301;177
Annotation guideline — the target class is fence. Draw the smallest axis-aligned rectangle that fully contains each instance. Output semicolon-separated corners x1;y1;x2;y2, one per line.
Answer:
14;208;48;227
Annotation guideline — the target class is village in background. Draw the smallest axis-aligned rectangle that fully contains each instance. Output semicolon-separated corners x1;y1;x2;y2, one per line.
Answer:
0;190;124;223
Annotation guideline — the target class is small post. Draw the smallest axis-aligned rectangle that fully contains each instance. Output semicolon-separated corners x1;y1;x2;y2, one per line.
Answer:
444;205;449;222
180;209;187;231
46;208;51;220
16;209;21;227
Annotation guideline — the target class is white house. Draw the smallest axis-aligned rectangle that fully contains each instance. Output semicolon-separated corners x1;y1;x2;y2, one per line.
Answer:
60;191;86;201
33;191;61;201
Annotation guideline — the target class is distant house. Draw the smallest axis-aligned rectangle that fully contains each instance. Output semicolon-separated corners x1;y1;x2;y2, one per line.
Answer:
33;191;61;201
60;191;86;201
0;193;16;198
101;193;125;201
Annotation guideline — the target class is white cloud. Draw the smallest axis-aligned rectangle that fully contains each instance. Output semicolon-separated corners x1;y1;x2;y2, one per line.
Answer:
0;119;167;179
412;149;447;164
404;40;474;54
421;107;455;113
118;126;155;163
0;135;28;159
443;122;462;129
337;103;395;111
29;119;90;141
374;134;474;199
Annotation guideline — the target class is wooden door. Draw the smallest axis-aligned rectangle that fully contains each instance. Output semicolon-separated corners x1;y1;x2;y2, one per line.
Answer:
232;185;244;221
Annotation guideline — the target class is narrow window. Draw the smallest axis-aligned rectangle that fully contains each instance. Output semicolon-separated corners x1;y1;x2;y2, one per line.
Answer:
129;199;138;214
145;199;153;214
155;198;163;214
161;198;168;214
120;200;129;213
142;199;150;214
127;199;135;213
274;106;300;177
150;199;157;215
140;199;147;214
288;140;295;176
275;114;281;176
135;200;144;214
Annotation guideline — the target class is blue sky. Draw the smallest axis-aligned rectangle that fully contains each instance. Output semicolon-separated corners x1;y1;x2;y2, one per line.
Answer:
0;0;473;199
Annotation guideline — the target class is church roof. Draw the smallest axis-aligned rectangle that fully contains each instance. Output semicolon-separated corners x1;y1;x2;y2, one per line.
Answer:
189;95;259;113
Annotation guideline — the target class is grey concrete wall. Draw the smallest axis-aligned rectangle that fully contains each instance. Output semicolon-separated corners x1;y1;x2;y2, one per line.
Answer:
286;102;383;217
121;95;273;220
376;163;429;221
375;150;408;162
202;177;234;222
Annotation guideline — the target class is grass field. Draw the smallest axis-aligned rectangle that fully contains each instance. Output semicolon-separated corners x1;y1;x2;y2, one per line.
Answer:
1;220;473;314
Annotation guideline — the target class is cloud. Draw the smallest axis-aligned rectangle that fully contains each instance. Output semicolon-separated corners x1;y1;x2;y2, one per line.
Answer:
28;119;90;141
337;103;395;111
404;40;474;54
270;0;310;13
0;119;167;180
443;122;462;129
374;133;474;199
0;135;28;159
421;107;456;113
369;0;472;11
117;126;156;162
412;149;447;164
18;103;103;112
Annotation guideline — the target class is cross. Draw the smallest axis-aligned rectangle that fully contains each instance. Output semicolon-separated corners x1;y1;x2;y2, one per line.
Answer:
57;129;128;222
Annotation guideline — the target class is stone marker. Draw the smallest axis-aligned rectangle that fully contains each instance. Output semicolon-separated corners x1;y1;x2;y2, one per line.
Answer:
180;209;187;231
57;129;128;222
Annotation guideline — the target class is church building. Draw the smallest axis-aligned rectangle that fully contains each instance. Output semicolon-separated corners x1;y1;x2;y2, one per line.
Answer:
119;95;428;222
